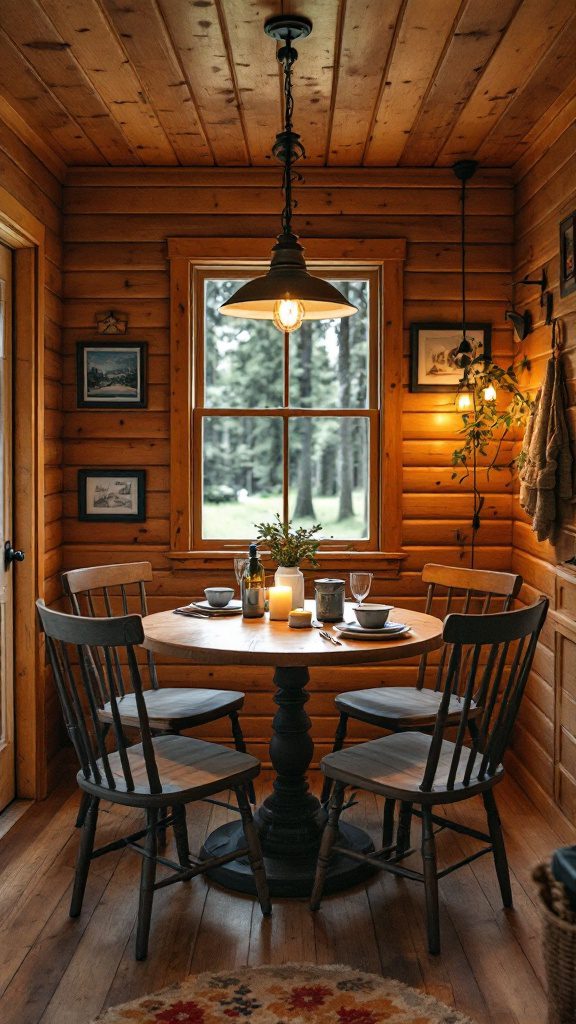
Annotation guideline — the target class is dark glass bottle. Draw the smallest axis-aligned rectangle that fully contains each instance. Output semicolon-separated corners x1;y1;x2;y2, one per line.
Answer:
242;543;266;618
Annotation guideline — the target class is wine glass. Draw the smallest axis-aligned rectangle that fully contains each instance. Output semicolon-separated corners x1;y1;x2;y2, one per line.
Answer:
234;557;247;597
350;571;372;607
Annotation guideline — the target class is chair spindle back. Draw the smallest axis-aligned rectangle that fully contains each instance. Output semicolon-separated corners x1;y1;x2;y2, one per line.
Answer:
420;598;548;793
417;564;523;694
62;562;159;696
36;600;162;795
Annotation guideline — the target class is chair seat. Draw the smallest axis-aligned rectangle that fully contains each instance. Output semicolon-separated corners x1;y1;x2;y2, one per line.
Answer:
321;731;503;803
99;687;245;731
335;686;478;730
79;734;259;804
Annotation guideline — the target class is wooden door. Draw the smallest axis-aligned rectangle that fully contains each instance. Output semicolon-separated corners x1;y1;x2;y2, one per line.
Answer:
0;242;14;811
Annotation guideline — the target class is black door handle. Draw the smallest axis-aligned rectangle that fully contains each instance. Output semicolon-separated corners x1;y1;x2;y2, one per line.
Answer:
4;541;25;569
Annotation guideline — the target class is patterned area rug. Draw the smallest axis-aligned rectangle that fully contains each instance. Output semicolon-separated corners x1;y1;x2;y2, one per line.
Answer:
94;963;475;1023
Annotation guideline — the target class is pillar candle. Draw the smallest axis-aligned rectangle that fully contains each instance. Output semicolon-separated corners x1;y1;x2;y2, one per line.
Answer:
268;585;292;620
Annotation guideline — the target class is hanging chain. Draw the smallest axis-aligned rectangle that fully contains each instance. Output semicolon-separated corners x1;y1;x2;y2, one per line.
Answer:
272;35;305;239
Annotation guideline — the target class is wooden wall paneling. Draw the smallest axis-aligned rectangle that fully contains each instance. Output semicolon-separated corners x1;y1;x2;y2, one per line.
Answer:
510;113;576;826
39;0;178;166
61;169;516;767
100;0;212;165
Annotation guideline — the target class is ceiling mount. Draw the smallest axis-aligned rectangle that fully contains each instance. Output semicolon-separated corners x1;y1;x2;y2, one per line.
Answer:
264;15;313;41
452;159;478;182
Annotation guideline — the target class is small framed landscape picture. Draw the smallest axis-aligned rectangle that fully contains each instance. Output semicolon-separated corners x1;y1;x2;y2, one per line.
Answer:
76;342;147;408
410;322;492;392
559;211;576;298
78;470;146;522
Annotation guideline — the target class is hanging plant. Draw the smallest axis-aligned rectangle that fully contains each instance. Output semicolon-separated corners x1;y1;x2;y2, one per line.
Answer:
452;354;534;484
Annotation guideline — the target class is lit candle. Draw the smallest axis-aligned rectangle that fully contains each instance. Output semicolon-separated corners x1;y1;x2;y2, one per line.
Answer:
268;585;293;620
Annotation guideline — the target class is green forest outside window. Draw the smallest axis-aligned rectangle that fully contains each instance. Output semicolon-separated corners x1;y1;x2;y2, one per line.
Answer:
193;267;381;550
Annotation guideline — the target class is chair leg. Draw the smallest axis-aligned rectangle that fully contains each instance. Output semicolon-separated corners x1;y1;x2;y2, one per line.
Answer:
157;805;169;849
75;791;90;829
70;795;99;918
421;805;440;955
135;808;158;961
310;782;345;911
320;713;349;805
172;804;191;870
396;801;413;857
483;788;512;908
382;798;396;856
235;786;271;916
230;711;256;805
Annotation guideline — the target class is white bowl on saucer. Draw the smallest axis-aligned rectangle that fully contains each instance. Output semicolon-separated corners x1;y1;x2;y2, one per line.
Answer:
204;587;234;608
354;604;394;629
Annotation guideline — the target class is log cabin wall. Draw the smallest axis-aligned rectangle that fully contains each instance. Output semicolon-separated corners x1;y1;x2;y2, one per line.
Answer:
0;115;64;792
61;168;515;765
510;106;576;826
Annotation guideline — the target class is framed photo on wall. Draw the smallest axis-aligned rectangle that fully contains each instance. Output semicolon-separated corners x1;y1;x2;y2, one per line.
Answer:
76;342;147;408
410;322;492;392
559;211;576;298
78;470;146;522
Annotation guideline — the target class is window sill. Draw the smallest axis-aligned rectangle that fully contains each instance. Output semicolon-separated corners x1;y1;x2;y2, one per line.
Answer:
166;550;406;578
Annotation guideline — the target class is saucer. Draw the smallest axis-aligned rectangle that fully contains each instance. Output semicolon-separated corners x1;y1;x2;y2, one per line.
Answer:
334;620;410;640
191;599;242;616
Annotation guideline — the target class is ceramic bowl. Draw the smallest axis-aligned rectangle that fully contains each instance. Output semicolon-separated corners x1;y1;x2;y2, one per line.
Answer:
353;603;394;629
204;587;235;608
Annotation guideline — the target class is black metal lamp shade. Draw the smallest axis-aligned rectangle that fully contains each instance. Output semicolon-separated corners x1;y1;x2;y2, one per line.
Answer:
219;236;357;323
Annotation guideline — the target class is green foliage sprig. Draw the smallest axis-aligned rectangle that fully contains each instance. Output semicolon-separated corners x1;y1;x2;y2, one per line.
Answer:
452;356;533;483
254;513;322;568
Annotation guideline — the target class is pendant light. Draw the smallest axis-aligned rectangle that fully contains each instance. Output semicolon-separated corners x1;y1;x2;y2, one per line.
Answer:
453;159;485;567
219;16;357;333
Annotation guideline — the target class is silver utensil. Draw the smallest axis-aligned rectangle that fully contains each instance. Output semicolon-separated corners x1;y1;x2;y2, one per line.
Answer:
319;630;343;646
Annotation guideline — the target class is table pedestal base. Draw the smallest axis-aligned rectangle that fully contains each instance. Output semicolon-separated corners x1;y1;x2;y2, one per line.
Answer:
201;818;374;898
201;664;375;896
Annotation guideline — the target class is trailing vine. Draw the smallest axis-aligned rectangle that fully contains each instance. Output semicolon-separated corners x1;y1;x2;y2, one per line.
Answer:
452;354;533;565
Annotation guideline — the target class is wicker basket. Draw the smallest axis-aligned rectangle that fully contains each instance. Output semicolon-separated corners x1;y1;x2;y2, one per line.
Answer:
534;863;576;1024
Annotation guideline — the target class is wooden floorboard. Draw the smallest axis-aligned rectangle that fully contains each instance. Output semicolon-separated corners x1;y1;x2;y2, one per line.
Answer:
0;772;571;1024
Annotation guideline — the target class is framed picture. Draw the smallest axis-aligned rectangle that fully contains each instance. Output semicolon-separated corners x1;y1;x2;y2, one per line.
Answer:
76;342;147;408
410;322;492;392
78;470;146;522
559;211;576;298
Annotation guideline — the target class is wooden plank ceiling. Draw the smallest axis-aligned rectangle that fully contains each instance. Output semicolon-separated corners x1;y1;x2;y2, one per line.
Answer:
0;0;574;169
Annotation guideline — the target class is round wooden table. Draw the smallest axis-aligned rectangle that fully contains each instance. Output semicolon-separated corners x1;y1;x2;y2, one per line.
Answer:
142;601;443;897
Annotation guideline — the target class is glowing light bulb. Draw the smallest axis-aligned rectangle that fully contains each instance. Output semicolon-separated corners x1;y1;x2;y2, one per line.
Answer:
456;392;472;412
483;384;497;402
273;298;305;333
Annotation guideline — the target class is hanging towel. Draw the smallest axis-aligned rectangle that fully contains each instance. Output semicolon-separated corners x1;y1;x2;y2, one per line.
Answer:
519;349;574;542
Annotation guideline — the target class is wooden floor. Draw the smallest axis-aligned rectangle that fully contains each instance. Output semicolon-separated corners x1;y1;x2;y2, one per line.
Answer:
0;772;573;1024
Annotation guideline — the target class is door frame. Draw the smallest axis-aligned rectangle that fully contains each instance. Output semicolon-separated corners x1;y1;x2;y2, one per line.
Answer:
0;186;46;799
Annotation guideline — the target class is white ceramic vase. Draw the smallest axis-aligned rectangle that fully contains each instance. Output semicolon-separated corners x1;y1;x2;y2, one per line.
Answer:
274;565;305;609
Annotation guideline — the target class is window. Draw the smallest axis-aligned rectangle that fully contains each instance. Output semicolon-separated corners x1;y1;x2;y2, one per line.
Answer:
168;238;405;571
196;270;377;547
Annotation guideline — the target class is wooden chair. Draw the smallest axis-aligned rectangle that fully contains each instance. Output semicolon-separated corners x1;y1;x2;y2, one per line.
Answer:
311;597;548;955
321;564;523;850
36;600;270;961
62;562;255;813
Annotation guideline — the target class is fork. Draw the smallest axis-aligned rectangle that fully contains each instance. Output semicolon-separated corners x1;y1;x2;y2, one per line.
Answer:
319;630;343;646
